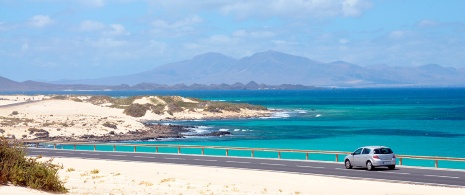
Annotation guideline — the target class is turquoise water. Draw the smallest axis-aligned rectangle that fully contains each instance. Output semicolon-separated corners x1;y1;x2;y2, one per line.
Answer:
9;88;465;168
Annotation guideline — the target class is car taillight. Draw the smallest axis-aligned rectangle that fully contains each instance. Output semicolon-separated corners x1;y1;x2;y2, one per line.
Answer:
373;155;379;159
392;155;396;159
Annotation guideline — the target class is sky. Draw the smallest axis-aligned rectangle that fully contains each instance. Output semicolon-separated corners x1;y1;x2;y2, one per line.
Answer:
1;0;465;82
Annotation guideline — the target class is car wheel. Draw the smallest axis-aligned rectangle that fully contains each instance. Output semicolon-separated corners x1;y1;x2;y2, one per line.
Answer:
366;161;374;171
345;160;352;169
388;165;395;170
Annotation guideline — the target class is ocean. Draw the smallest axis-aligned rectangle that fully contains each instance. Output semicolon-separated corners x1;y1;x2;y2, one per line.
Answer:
6;88;465;168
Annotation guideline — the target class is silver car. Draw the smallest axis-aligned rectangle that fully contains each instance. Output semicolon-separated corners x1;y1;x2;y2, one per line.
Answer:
344;146;396;171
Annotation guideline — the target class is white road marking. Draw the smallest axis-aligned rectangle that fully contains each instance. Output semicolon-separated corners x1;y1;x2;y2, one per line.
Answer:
107;154;127;157
260;163;286;166
134;156;156;159
297;165;325;169
226;161;250;164
335;168;364;171
378;172;410;175
80;153;99;156
424;175;459;179
194;159;217;162
56;151;74;154
164;157;185;160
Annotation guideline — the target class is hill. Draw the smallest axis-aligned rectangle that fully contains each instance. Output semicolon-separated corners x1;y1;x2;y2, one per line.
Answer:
57;50;465;87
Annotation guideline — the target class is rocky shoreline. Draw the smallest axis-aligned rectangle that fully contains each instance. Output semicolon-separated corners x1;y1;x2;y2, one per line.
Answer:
28;123;231;142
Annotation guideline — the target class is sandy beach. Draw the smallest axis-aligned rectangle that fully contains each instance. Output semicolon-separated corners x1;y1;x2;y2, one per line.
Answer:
1;157;464;195
0;95;271;140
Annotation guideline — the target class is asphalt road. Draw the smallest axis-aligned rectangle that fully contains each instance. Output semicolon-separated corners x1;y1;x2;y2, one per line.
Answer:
27;148;465;188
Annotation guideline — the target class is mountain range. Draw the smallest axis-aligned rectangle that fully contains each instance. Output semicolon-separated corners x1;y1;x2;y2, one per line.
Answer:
1;50;465;90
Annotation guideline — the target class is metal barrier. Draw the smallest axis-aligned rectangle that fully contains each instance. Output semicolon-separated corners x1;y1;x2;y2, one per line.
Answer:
27;141;465;169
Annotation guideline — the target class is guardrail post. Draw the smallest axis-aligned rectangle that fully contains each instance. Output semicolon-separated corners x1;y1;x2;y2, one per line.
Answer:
251;150;255;157
306;153;309;160
54;143;56;149
278;151;281;159
134;146;137;152
113;144;116;151
202;148;205;155
73;144;76;150
435;160;438;168
335;154;339;162
36;143;39;148
399;158;403;165
178;147;181;154
93;145;96;151
156;146;158;153
226;149;229;156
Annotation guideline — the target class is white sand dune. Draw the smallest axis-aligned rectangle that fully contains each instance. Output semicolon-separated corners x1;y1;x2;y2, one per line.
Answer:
0;95;270;139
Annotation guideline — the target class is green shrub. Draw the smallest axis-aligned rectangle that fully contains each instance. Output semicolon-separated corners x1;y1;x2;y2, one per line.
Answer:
123;104;149;117
0;137;67;192
11;111;19;116
150;104;165;115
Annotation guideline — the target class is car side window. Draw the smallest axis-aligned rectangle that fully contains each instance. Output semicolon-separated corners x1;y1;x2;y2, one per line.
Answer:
353;148;363;155
362;148;371;154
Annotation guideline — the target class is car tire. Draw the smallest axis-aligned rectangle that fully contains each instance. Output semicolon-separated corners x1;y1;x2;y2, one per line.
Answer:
388;165;395;170
345;160;352;169
366;161;374;171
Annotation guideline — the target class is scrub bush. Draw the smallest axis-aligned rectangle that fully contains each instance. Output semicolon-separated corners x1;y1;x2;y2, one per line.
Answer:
0;137;67;192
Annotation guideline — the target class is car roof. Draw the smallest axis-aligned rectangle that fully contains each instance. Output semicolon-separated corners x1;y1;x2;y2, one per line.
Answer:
360;146;390;149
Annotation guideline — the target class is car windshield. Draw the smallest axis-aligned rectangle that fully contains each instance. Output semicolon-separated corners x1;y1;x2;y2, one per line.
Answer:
373;148;393;154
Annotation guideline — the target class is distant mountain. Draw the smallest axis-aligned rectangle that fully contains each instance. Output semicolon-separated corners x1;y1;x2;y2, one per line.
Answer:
55;50;465;87
5;50;465;89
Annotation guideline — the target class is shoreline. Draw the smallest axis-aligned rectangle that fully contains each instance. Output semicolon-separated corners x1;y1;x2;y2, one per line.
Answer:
0;95;271;142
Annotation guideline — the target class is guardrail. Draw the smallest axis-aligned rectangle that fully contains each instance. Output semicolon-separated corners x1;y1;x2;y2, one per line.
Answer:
26;141;465;169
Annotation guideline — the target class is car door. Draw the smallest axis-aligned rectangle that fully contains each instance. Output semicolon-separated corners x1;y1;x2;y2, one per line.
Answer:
359;148;371;167
352;148;363;166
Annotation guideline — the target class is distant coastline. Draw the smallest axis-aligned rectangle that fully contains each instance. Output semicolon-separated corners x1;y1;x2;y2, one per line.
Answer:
0;75;319;91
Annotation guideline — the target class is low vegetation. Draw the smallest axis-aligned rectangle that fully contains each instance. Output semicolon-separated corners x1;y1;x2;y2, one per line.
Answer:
0;137;67;192
49;95;267;118
123;103;150;117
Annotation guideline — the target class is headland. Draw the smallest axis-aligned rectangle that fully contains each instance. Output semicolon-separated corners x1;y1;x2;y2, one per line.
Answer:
0;95;271;142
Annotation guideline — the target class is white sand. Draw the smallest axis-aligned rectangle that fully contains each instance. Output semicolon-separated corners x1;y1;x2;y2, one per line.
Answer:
1;157;464;194
0;95;270;139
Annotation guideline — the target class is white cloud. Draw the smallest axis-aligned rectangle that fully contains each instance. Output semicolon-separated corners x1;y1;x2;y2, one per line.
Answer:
151;15;203;35
339;39;350;44
220;0;372;19
272;40;298;45
150;0;372;20
104;24;128;36
152;15;203;30
232;29;275;38
79;20;105;31
91;38;127;48
389;30;413;39
29;15;53;28
418;20;439;28
79;20;128;36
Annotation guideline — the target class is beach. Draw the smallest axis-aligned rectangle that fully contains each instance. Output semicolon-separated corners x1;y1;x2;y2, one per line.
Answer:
0;95;271;141
1;157;464;194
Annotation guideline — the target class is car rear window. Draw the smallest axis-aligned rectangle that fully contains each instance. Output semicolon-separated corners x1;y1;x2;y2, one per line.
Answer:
374;148;393;154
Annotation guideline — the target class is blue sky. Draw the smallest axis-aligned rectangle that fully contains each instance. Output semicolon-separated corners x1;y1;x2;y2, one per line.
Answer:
1;0;464;81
